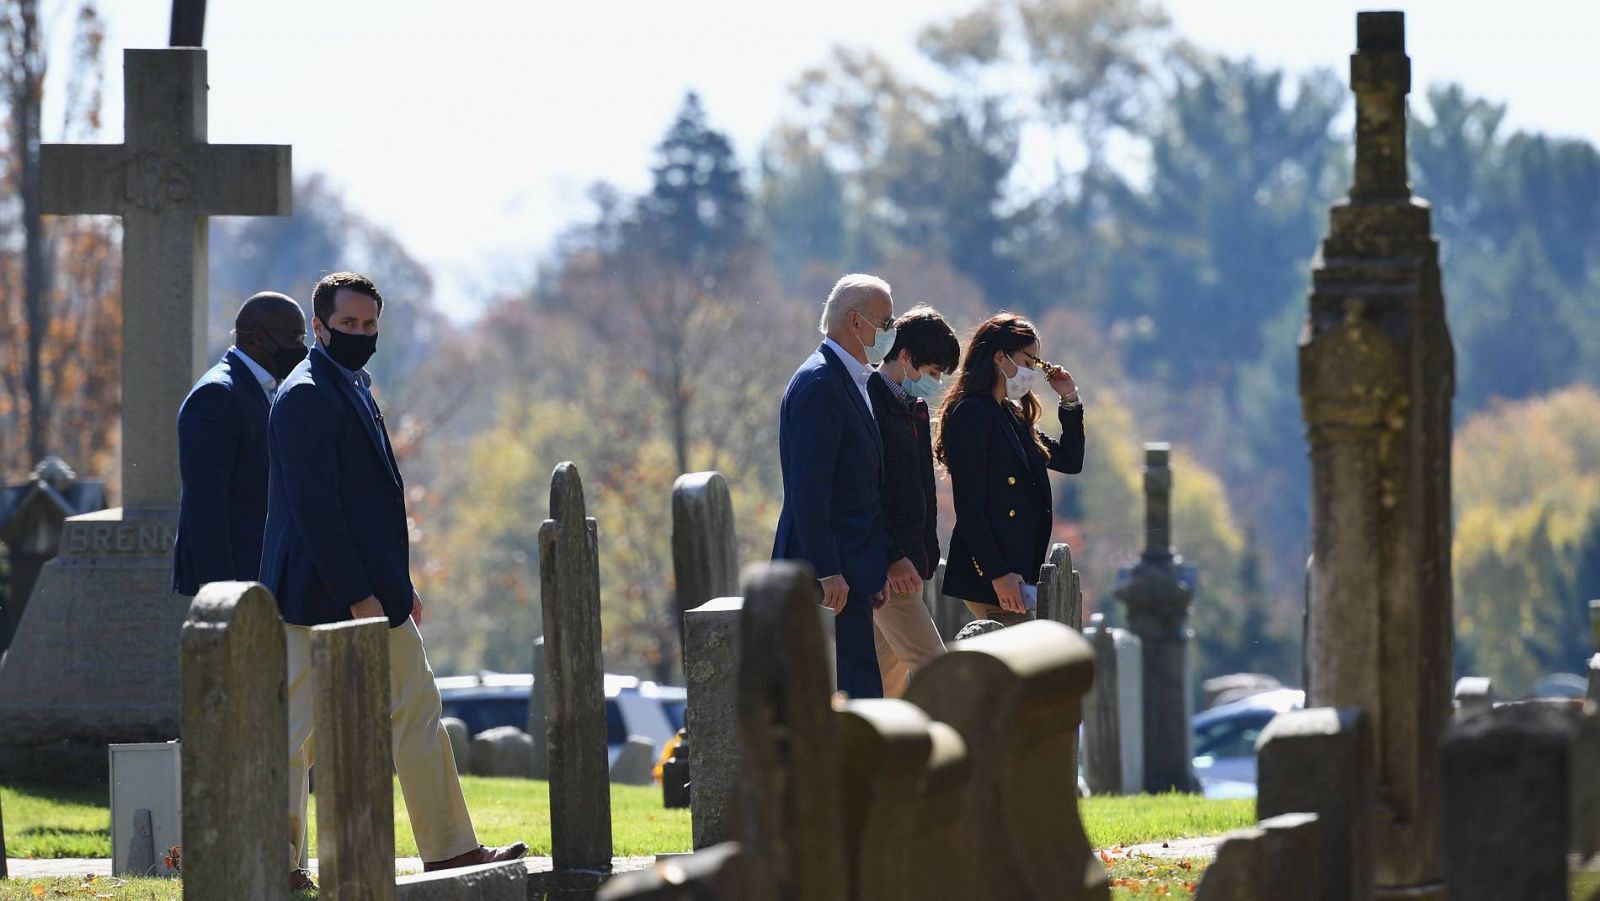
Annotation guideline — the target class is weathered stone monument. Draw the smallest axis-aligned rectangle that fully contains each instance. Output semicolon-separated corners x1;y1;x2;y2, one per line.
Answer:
1081;613;1123;796
671;472;739;657
312;618;395;898
1299;12;1454;897
684;596;743;849
539;462;613;878
0;47;290;779
0;457;104;652
1037;542;1083;629
1195;812;1322;901
1255;707;1374;901
1114;443;1197;793
179;581;287;900
835;699;934;900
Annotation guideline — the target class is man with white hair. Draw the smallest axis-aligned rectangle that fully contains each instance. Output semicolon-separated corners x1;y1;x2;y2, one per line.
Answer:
772;273;897;698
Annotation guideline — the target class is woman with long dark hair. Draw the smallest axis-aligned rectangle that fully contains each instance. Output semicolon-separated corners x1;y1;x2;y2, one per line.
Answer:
935;313;1085;624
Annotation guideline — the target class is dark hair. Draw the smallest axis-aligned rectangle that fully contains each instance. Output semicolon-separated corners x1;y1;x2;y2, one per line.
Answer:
933;312;1046;468
312;272;384;325
887;304;961;374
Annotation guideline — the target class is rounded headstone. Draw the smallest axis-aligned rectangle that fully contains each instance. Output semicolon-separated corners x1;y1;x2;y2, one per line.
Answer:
470;726;536;778
441;717;470;774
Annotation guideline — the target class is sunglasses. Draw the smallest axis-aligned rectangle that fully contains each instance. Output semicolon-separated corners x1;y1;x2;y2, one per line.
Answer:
1018;349;1067;379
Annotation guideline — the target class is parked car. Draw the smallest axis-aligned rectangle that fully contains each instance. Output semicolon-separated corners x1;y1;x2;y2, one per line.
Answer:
1191;688;1304;799
436;671;686;767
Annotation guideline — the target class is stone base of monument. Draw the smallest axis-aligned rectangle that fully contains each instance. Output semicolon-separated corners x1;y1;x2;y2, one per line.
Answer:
0;508;186;783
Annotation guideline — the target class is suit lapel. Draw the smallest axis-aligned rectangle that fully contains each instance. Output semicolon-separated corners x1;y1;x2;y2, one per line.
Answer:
224;350;271;414
819;343;881;447
313;350;401;486
988;398;1030;468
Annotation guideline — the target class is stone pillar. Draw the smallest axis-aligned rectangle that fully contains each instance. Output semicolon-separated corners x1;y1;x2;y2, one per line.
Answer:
1256;707;1373;901
179;582;287;900
538;462;613;873
1441;704;1572;901
836;699;933;901
1114;443;1197;793
905;621;1109;900
672;472;739;662
0;457;105;652
1299;13;1454;896
734;561;847;900
1037;542;1083;629
526;636;549;779
311;617;395;901
1082;613;1123;796
684;596;743;849
911;720;972;901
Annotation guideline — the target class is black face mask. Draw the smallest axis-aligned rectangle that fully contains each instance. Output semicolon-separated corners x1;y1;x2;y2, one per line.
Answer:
321;327;378;371
268;343;309;381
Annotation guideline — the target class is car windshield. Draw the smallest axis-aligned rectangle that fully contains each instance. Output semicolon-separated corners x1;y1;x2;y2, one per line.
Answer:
1194;711;1276;759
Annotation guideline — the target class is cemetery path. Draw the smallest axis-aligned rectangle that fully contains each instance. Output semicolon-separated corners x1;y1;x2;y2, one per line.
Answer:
4;855;659;880
1099;835;1222;860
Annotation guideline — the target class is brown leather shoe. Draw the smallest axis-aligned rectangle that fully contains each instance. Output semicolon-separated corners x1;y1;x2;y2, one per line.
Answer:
289;868;316;892
422;841;530;872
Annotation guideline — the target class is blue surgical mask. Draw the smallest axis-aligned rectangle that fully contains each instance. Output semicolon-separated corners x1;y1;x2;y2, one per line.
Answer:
903;371;941;399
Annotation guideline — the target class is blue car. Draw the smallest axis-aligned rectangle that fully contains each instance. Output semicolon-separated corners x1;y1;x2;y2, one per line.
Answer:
1191;688;1304;799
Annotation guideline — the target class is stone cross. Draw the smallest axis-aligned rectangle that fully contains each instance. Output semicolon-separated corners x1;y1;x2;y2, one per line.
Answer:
1299;12;1454;895
684;596;743;849
1440;704;1572;901
835;699;934;900
672;472;740;662
1037;542;1083;629
1255;707;1373;901
310;617;395;900
538;463;613;873
905;621;1109;900
179;581;287;899
734;561;847;900
41;48;290;509
1114;443;1197;793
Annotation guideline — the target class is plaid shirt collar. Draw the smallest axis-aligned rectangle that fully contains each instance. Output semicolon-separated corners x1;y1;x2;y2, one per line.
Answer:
872;369;912;406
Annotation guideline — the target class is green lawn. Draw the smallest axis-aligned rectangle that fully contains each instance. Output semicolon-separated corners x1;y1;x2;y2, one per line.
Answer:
3;780;1247;899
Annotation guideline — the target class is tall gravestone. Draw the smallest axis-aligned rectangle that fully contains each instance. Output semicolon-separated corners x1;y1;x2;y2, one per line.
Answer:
538;462;613;875
527;635;550;779
0;457;104;652
0;48;290;780
1299;13;1454;897
1255;707;1374;901
1114;443;1197;793
179;582;287;900
1082;613;1123;796
672;472;739;659
684;596;743;849
1037;542;1083;629
835;699;933;900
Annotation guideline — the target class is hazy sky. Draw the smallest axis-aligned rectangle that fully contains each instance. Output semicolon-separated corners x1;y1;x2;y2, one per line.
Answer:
52;0;1600;319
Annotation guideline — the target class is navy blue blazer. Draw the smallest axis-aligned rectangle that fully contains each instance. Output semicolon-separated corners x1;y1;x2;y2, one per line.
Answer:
259;346;413;628
771;343;890;597
941;395;1085;606
172;350;272;596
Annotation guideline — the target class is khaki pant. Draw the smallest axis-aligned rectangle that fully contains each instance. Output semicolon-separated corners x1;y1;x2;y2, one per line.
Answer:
287;619;478;867
872;590;947;698
962;600;1035;628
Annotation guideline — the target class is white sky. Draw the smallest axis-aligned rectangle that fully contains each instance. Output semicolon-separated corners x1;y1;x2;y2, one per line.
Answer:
52;0;1600;319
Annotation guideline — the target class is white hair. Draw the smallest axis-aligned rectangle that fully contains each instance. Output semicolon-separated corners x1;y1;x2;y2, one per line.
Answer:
818;273;892;335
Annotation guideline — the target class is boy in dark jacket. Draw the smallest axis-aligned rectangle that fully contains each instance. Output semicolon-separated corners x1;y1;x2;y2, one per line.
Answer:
867;305;961;696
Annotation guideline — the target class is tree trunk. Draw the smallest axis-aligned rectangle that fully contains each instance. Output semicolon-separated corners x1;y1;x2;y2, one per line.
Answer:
14;0;51;464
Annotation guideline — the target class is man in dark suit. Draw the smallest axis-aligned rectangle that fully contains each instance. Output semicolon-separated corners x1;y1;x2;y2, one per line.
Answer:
172;291;306;596
773;273;897;699
261;272;525;890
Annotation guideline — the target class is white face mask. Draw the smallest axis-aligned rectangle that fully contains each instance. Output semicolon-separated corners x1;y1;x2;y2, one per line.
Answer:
1001;354;1036;400
855;311;897;365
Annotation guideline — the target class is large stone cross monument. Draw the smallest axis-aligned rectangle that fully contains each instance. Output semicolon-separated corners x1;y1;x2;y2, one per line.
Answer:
0;48;290;780
1299;12;1453;899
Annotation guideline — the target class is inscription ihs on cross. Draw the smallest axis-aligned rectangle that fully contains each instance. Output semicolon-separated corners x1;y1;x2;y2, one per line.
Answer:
41;48;290;509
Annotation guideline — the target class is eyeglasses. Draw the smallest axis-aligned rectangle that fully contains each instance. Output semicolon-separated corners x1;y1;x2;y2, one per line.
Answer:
1018;349;1066;379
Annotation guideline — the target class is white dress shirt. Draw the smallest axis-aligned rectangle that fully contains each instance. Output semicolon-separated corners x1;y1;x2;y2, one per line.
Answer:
822;336;874;416
231;346;277;397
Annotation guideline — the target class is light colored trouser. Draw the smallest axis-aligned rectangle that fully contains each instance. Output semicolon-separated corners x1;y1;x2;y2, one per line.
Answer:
872;590;947;698
286;618;478;868
962;600;1035;628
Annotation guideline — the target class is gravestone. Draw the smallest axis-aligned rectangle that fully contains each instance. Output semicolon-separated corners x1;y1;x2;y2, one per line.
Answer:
905;620;1109;900
470;726;535;778
1299;13;1454;897
179;581;287;900
733;561;847;900
1574;707;1600;865
1037;542;1083;629
527;636;550;779
1082;613;1123;796
910;720;973;901
442;717;470;774
684;596;743;849
1113;443;1198;793
1195;813;1321;901
0;457;104;652
396;861;529;901
1112;629;1145;795
539;462;613;875
672;472;739;662
311;617;395;900
1441;703;1571;901
610;736;657;786
1255;707;1373;901
1590;600;1600;706
0;47;290;780
1453;676;1494;717
596;843;759;901
835;699;933;900
661;731;690;809
926;559;973;640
